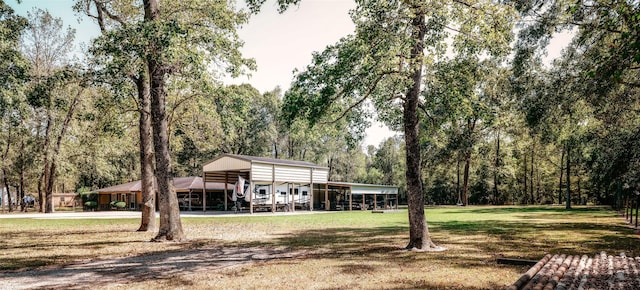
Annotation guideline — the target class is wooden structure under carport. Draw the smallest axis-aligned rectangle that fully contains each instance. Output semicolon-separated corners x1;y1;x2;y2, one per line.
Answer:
201;154;399;213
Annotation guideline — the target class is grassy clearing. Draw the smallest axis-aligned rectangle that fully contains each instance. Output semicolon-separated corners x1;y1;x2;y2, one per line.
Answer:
0;206;638;289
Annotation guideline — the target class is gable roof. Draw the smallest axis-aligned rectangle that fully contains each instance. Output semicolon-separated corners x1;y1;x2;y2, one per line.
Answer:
203;154;328;171
227;154;325;168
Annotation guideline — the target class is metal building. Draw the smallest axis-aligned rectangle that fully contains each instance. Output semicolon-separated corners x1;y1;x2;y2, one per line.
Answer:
201;154;399;213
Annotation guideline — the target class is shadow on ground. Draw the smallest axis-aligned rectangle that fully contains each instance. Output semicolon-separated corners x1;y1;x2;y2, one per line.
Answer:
1;207;638;289
0;246;308;290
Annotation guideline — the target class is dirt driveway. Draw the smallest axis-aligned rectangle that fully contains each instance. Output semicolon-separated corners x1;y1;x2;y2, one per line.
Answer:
0;245;310;290
0;210;323;289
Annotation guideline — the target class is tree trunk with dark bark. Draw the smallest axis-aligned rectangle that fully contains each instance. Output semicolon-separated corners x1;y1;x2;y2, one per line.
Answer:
456;159;461;204
530;141;534;204
463;152;470;206
493;129;500;204
38;113;52;213
145;0;185;242
558;149;564;204
44;93;80;213
565;143;571;209
19;139;25;212
2;126;13;212
462;119;475;206
523;152;527;204
404;9;437;250
135;74;156;232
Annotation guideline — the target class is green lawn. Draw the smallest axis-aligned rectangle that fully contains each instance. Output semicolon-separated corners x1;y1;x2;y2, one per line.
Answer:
0;206;637;289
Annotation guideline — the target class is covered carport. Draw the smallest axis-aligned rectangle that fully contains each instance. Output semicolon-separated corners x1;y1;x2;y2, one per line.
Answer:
94;176;232;211
202;154;330;213
327;182;399;211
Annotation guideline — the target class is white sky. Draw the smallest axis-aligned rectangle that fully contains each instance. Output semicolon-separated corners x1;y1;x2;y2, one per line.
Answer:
7;0;572;150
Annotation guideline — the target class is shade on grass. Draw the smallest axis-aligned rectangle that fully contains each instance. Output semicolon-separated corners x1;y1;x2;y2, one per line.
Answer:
0;206;636;289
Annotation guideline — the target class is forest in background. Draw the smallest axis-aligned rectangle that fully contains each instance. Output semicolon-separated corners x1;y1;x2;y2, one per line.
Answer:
0;0;638;213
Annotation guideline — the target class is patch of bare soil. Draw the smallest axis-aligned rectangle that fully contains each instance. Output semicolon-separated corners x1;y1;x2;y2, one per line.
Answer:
0;246;311;290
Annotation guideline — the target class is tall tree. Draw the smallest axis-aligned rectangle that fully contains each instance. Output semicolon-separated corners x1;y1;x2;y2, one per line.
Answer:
78;0;254;240
0;0;29;212
21;9;79;213
78;0;157;230
282;0;515;249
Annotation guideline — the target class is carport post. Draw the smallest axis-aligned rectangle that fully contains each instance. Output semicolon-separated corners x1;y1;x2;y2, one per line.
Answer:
349;187;352;211
250;171;254;214
309;182;313;211
272;164;276;213
271;182;275;213
324;183;329;210
224;172;229;211
291;183;295;212
202;170;206;212
310;169;314;211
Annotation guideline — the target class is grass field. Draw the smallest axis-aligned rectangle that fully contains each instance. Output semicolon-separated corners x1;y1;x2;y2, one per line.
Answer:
0;206;638;289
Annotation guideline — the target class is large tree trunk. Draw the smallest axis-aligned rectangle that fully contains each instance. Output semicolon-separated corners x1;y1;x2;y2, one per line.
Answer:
44;162;55;213
558;149;564;204
565;143;571;209
462;152;470;206
38;115;52;213
2;126;12;212
145;0;185;242
404;8;437;250
523;150;527;204
44;93;80;213
135;74;156;232
462;119;475;206
493;128;500;204
530;141;534;204
456;159;461;204
19;139;25;212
